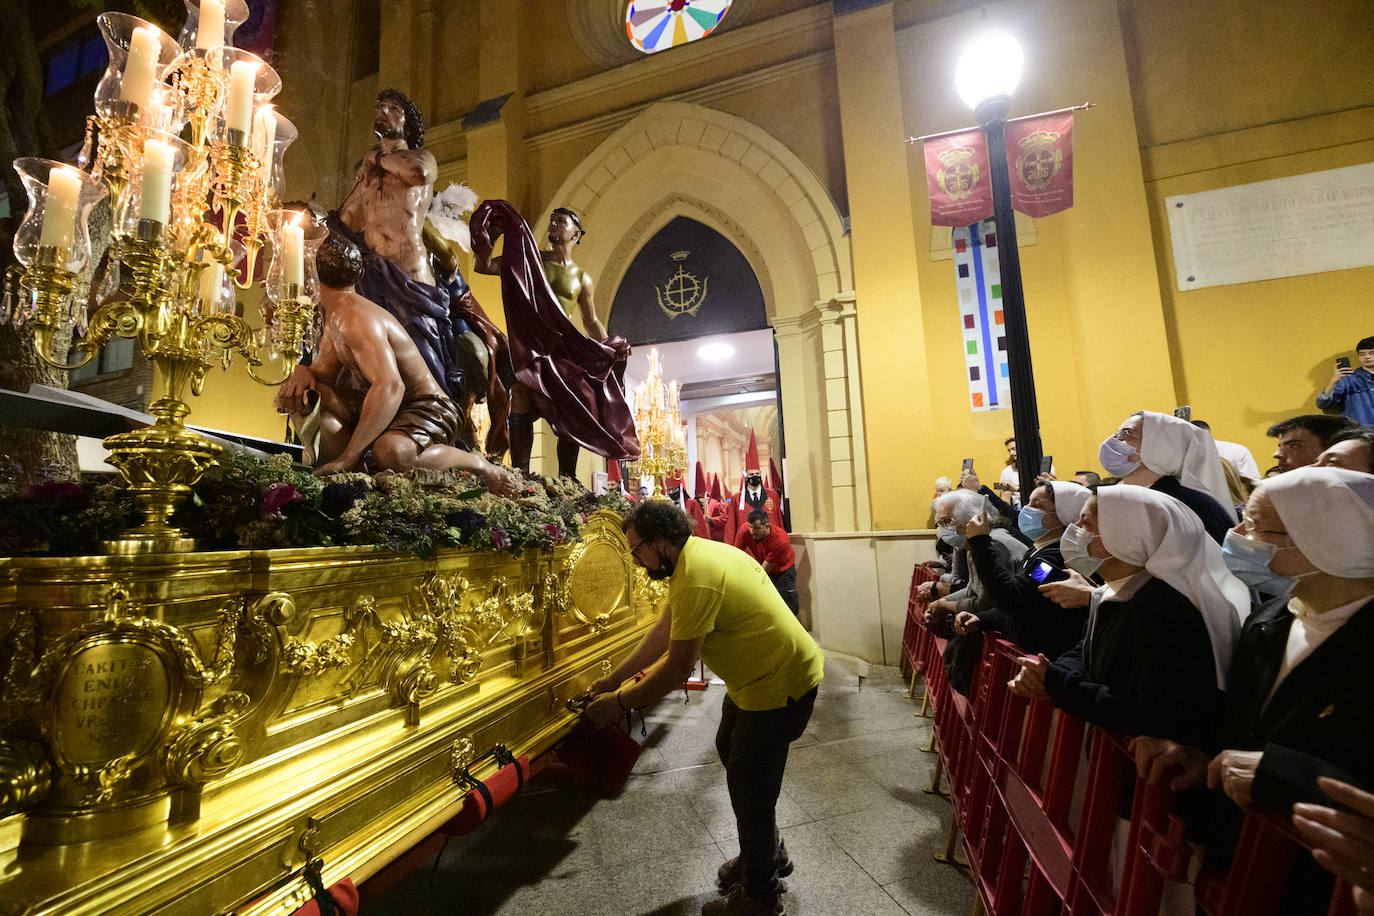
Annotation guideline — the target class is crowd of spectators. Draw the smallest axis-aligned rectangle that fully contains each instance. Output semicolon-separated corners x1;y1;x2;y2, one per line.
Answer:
921;404;1374;912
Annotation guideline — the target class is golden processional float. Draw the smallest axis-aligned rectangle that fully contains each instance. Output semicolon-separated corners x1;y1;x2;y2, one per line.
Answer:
0;2;654;913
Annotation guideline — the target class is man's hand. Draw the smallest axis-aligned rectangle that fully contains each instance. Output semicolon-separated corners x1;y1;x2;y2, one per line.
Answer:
1128;736;1209;791
1207;749;1264;810
1039;569;1094;608
477;462;519;498
1331;364;1356;389
960;470;980;491
585;692;622;729
915;580;936;601
965;510;991;538
1009;654;1050;700
954;610;981;636
588;675;619;697
1293;777;1374;914
275;365;316;414
1036;471;1058;483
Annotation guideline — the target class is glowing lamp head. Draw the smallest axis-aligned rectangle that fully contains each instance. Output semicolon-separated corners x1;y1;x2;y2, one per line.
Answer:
697;342;735;362
955;31;1024;121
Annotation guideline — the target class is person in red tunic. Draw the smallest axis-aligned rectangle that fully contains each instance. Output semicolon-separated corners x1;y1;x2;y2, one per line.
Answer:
733;508;799;615
726;430;784;543
707;474;731;542
681;464;710;539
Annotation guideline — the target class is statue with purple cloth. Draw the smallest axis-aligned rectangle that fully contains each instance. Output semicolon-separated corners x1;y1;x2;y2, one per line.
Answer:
280;88;511;455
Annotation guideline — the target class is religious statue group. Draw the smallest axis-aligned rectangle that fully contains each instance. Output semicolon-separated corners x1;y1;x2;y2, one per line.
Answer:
272;89;640;493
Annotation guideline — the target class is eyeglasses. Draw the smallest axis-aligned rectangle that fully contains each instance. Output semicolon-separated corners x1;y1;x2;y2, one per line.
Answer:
936;517;957;528
626;537;647;554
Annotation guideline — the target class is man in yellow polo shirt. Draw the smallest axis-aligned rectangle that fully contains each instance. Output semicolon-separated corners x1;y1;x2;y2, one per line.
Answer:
586;500;823;916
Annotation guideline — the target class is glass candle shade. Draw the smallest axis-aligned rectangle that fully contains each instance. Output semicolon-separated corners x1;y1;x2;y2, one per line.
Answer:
205;48;281;148
177;0;251;51
256;110;298;207
11;159;109;273
195;256;234;314
264;209;326;352
113;130;195;240
94;13;182;129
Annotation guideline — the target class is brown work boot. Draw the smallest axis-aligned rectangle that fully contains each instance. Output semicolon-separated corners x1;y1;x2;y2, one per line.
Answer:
716;840;793;891
701;885;784;916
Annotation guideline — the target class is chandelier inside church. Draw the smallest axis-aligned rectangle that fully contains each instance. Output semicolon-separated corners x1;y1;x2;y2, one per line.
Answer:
628;348;687;497
2;0;319;552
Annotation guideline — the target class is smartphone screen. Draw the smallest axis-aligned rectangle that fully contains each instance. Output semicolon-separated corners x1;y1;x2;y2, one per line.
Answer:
1173;405;1192;420
1028;560;1055;583
1040;455;1053;475
961;457;974;475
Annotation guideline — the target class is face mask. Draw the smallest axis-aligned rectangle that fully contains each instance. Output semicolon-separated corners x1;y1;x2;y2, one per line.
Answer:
748;476;762;488
1099;435;1141;477
938;525;967;549
1221;531;1300;596
1018;506;1048;540
1060;523;1105;577
644;546;677;580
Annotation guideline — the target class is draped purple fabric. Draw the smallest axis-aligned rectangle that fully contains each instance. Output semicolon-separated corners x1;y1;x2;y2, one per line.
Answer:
470;200;640;461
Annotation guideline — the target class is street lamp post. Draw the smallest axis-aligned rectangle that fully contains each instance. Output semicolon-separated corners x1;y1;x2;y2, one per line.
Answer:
956;32;1044;506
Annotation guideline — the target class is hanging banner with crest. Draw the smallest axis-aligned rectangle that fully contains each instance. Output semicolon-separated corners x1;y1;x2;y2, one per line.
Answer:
923;130;995;227
1005;112;1074;218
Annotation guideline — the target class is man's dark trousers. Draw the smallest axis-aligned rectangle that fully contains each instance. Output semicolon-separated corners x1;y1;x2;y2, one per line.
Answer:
769;567;799;615
715;686;818;898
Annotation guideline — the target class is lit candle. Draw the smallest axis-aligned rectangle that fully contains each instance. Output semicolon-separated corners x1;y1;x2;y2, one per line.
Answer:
282;218;304;288
196;0;225;50
199;259;224;310
139;138;175;225
226;61;257;138
39;166;83;251
120;25;161;112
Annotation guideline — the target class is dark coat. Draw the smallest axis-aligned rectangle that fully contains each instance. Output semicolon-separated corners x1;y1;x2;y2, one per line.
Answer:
1150;475;1237;545
968;536;1086;660
1218;595;1374;807
1044;576;1223;747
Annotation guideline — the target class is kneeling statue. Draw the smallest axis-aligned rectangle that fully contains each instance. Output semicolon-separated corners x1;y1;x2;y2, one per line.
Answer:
274;229;517;497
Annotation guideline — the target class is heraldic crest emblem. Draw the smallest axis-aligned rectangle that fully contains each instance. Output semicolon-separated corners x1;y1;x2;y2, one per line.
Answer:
937;144;980;201
656;250;708;320
1014;129;1063;192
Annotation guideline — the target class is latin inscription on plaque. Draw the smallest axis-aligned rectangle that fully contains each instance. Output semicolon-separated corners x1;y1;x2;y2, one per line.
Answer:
568;541;629;621
54;642;172;766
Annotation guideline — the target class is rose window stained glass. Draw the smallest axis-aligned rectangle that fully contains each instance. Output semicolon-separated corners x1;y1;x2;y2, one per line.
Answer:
625;1;732;55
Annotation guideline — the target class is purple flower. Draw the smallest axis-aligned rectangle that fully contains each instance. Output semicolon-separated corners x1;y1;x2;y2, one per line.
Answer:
262;482;302;512
446;507;484;540
490;528;511;550
541;522;561;542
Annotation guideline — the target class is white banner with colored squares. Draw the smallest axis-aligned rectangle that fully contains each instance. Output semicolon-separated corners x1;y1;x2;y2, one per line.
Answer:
951;220;1011;412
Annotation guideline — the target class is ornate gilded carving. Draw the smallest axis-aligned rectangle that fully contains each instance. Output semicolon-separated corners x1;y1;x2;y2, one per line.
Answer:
164;691;251;787
279;594;377;677
561;511;635;632
0;738;53;816
449;736;475;784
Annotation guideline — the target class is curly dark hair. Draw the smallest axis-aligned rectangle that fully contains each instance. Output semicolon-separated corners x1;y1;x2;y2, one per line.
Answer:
316;229;363;289
621;500;695;549
377;88;424;150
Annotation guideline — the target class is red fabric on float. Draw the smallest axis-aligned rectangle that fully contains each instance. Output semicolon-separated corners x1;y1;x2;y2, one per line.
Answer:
470;199;641;460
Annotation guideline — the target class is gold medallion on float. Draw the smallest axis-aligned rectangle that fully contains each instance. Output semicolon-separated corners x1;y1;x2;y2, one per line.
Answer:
655;250;708;319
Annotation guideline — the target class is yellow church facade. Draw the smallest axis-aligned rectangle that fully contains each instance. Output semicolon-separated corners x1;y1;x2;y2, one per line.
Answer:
199;0;1373;540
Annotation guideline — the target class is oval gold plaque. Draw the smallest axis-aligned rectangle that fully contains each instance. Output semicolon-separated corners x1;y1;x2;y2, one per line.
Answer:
567;539;630;623
53;641;173;767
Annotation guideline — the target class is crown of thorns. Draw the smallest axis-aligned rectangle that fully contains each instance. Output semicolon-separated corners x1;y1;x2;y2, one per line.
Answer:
377;88;424;150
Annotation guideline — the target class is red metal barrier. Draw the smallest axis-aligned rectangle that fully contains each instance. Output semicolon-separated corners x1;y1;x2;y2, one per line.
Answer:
903;563;939;675
906;561;1360;916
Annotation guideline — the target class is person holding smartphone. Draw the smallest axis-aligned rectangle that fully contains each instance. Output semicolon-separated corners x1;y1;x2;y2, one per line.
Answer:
1317;336;1374;428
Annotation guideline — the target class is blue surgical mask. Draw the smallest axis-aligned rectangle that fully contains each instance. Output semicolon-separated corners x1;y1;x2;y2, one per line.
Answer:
1221;530;1299;596
938;525;967;549
1018;506;1048;540
1099;435;1141;477
1060;523;1105;578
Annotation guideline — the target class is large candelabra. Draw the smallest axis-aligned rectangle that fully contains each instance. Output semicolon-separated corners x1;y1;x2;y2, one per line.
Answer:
627;348;686;499
2;0;322;552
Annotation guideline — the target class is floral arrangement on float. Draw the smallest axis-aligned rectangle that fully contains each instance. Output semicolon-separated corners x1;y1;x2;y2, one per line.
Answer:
0;455;635;558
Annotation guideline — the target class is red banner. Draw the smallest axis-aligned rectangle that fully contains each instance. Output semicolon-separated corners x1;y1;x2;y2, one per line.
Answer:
1005;112;1074;218
923;129;995;227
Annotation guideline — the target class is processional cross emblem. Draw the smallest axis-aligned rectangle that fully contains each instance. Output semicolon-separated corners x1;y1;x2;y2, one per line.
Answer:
1015;130;1063;191
937;145;980;201
656;250;708;319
